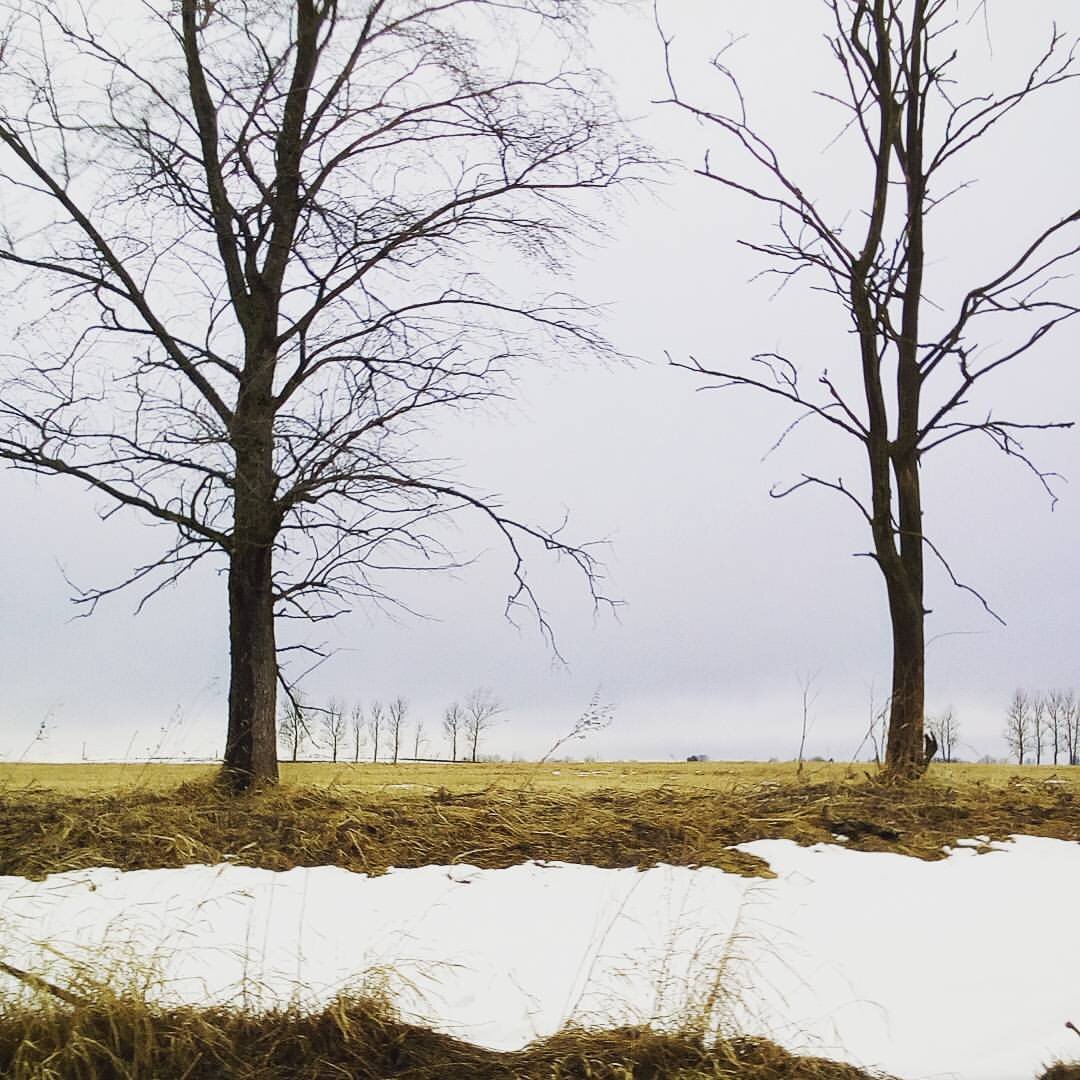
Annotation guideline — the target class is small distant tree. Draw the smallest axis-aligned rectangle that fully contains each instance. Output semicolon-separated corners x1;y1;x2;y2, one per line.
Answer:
322;699;348;763
367;702;386;764
860;687;890;767
926;707;959;764
1045;689;1071;766
387;698;408;765
464;689;503;763
795;670;819;777
412;719;427;761
1004;690;1033;765
350;704;365;764
278;697;315;763
1030;694;1047;766
1063;691;1080;766
442;703;464;762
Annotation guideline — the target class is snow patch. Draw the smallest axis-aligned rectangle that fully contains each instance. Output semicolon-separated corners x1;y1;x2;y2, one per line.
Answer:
0;837;1077;1079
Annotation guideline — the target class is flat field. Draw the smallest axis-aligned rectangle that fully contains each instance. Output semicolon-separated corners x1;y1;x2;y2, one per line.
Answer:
2;756;1075;794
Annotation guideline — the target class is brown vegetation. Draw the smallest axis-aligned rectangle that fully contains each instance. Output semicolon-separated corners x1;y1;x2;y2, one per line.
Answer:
0;989;893;1080
0;766;1077;881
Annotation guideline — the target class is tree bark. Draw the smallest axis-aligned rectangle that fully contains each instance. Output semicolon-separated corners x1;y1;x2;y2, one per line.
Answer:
223;532;279;789
879;452;927;778
222;382;279;790
882;573;926;776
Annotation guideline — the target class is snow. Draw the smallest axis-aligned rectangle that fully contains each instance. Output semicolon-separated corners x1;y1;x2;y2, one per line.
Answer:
0;837;1077;1079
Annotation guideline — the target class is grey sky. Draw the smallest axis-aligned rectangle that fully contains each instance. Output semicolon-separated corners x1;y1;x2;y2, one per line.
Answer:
2;1;1078;764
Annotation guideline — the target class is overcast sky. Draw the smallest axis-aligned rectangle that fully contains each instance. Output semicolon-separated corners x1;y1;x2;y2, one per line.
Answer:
2;0;1079;765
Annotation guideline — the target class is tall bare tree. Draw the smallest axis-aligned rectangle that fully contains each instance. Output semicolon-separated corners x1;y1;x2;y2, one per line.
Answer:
0;0;643;790
1030;693;1048;766
367;700;385;763
1064;692;1080;767
662;1;1080;777
321;698;348;763
350;703;365;764
1045;689;1071;766
442;701;464;762
1004;689;1033;766
464;687;502;762
926;706;959;764
411;718;427;761
387;696;408;765
278;696;315;763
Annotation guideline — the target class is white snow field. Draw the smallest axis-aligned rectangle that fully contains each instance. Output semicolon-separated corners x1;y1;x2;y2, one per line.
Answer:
0;836;1077;1080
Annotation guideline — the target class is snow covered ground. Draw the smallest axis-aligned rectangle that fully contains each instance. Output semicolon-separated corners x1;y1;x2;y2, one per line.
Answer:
0;836;1077;1080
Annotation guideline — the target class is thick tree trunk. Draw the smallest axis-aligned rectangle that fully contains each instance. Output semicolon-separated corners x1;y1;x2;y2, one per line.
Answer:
223;533;279;789
883;452;927;778
883;577;925;776
222;399;280;791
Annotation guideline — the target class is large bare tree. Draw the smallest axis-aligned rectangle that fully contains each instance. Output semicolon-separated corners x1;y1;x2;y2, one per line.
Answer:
662;1;1080;776
0;0;644;789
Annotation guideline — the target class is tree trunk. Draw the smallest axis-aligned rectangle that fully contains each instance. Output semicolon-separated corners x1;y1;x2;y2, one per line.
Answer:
883;576;925;776
222;401;279;791
883;452;927;779
223;535;279;789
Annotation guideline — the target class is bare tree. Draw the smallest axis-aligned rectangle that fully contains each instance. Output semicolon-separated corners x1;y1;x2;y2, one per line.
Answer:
350;703;365;764
1064;691;1080;767
1045;689;1071;766
278;696;315;763
387;697;408;766
1004;689;1034;765
0;0;645;791
795;670;819;776
464;688;502;763
321;698;348;763
412;719;427;761
1030;694;1047;766
367;701;385;764
661;2;1080;777
926;707;959;764
442;702;464;762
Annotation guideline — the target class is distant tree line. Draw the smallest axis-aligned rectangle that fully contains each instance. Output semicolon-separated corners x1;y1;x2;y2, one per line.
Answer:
277;689;503;765
1004;690;1080;766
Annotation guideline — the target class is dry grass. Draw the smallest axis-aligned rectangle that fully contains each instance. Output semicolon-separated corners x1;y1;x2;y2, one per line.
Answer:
0;763;1077;881
0;988;893;1080
1;761;1076;1078
1;758;1073;795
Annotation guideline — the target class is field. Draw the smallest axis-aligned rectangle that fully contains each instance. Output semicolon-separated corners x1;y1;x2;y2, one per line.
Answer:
0;760;1078;1079
2;757;1073;794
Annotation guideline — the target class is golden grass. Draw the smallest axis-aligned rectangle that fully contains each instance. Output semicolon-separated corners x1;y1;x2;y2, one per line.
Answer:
0;761;1076;1078
0;763;1076;881
2;758;1074;795
0;988;894;1080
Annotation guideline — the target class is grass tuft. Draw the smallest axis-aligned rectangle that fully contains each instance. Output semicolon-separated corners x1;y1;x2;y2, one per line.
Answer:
0;989;894;1079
